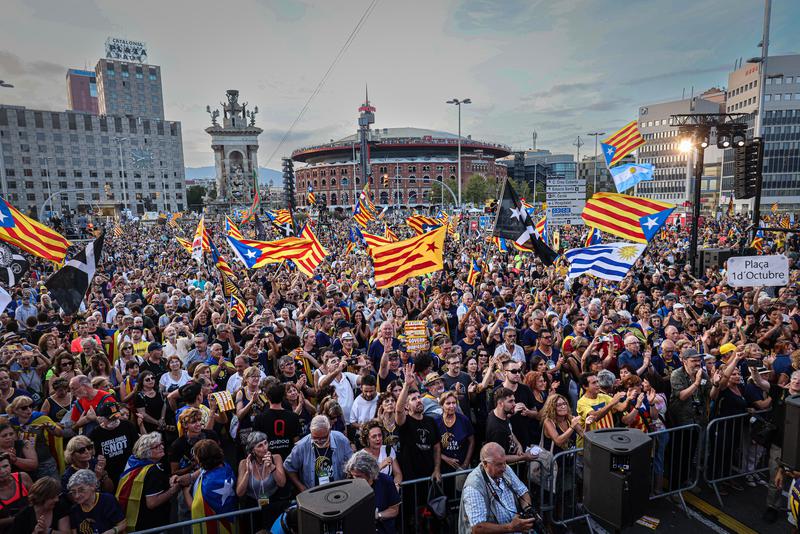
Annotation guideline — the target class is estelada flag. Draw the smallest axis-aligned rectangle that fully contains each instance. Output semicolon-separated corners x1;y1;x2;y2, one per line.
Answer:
116;456;157;531
582;192;674;244
191;463;237;534
372;226;446;288
0;197;69;262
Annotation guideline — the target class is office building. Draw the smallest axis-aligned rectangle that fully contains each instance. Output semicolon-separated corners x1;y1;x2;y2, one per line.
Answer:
578;153;635;194
66;70;99;114
0;39;184;216
636;94;724;208
723;54;800;211
498;149;575;202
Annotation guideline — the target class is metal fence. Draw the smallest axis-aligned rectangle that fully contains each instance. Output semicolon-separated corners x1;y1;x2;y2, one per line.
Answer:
131;505;261;534
703;409;772;507
648;423;703;514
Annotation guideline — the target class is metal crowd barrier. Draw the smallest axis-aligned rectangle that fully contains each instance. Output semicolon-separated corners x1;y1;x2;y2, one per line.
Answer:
130;505;261;534
703;409;772;507
649;423;703;514
540;448;592;531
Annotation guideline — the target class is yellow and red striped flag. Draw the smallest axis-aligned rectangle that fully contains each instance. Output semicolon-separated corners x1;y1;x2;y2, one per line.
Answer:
0;197;69;262
191;216;210;261
175;237;193;255
384;225;398;242
582;192;675;244
360;185;378;217
353;199;374;228
225;216;244;240
372;226;446;289
294;225;327;277
406;215;443;235
602;121;646;168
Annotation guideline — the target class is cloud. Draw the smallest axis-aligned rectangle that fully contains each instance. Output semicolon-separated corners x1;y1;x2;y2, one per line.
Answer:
449;0;553;34
622;65;731;86
255;0;308;22
522;82;596;101
0;51;63;78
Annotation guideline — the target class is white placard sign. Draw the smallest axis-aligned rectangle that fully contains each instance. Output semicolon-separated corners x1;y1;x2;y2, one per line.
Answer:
727;255;789;287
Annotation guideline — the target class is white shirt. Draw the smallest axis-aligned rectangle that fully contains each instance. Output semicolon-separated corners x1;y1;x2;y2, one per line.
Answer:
159;370;191;393
226;368;267;394
323;371;359;421
494;343;526;364
349;394;378;425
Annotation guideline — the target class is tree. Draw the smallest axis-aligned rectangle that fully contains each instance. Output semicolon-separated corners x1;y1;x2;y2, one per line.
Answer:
430;177;458;206
187;185;207;211
463;174;491;205
508;177;531;201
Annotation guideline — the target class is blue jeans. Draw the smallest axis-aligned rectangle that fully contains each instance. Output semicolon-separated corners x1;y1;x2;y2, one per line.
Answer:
652;432;669;476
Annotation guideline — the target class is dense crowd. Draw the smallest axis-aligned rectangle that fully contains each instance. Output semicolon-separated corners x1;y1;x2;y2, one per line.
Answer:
0;210;798;534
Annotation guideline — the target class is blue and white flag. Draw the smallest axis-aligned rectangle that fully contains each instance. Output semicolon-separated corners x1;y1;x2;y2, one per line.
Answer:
565;242;646;281
609;163;655;193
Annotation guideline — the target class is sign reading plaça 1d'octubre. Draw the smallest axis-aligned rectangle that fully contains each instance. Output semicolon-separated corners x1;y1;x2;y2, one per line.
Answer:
727;255;789;287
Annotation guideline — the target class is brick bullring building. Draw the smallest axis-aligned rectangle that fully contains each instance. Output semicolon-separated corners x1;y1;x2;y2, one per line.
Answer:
291;105;510;210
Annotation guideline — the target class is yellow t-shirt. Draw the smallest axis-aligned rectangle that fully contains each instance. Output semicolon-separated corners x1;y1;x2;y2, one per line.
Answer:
576;393;615;447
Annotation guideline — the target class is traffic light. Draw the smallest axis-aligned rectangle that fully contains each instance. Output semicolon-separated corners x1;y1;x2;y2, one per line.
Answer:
733;137;762;200
282;157;296;210
382;174;390;188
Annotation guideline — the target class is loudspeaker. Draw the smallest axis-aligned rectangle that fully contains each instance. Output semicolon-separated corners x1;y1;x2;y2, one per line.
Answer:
699;248;736;272
583;428;652;529
297;478;375;533
783;395;800;471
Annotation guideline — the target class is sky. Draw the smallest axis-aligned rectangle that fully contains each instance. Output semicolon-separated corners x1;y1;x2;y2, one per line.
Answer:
1;0;799;168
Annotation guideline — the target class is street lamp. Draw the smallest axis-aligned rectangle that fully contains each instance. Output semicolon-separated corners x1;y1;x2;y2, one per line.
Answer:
587;132;605;194
0;81;12;88
446;98;471;207
39;157;54;220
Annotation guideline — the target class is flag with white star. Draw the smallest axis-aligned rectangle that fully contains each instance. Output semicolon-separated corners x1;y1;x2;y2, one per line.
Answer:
493;179;558;265
582;192;675;243
191;462;237;533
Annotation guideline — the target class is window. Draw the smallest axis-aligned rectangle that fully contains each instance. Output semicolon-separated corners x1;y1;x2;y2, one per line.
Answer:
23;169;33;177
73;171;82;178
34;112;43;128
16;111;26;127
135;66;143;79
26;193;36;201
68;114;77;130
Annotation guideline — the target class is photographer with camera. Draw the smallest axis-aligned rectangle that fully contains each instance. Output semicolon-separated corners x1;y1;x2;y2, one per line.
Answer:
459;442;541;533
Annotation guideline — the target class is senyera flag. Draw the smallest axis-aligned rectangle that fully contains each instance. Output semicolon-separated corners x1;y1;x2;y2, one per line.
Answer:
0;197;69;262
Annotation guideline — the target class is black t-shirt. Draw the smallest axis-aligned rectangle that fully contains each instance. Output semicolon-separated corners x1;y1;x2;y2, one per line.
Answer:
509;384;537;448
441;371;472;415
397;415;440;480
13;501;70;532
169;430;221;472
253;408;301;459
69;492;124;534
134;391;167;433
135;464;171;531
485;411;517;455
89;420;139;485
140;358;168;381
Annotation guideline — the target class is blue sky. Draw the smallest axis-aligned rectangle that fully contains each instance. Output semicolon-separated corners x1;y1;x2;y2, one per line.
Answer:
1;0;798;167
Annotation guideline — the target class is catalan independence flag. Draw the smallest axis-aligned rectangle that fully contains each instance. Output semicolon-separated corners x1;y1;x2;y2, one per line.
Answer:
535;215;547;243
372;226;446;289
230;292;247;321
294;224;327;277
466;259;482;288
602;121;646;168
307;185;316;206
406;215;443;235
353;199;374;228
582;192;675;244
360;185;378;217
751;229;764;253
584;227;602;247
191;463;238;534
10;412;64;474
225;216;244;240
492;236;508;252
226;234;313;269
0;197;69;262
116;456;157;531
209;239;235;280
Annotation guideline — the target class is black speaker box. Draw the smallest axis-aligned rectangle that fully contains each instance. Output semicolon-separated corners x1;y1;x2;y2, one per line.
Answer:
699;248;736;272
783;395;800;471
583;428;652;529
296;478;375;533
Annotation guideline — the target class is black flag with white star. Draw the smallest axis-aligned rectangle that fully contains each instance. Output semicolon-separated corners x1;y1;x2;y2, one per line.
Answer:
45;232;104;315
0;244;30;287
493;179;558;266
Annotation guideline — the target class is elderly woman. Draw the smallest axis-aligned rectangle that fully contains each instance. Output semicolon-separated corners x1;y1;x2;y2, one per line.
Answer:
61;435;112;493
236;431;287;534
12;476;70;534
66;469;125;534
41;377;73;427
6;396;63;478
345;450;401;534
116;432;188;532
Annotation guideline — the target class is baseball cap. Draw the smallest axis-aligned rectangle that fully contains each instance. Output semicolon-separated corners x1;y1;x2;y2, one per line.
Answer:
341;332;355;341
96;402;122;419
148;341;163;352
673;303;685;310
719;342;737;356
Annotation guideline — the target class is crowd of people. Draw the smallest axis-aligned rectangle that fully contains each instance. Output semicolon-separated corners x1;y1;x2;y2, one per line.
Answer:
0;208;797;534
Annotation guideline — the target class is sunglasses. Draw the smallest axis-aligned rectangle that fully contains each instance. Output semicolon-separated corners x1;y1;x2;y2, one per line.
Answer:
75;445;94;454
506;369;521;374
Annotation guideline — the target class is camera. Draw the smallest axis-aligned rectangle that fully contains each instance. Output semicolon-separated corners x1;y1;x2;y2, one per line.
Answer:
518;506;537;520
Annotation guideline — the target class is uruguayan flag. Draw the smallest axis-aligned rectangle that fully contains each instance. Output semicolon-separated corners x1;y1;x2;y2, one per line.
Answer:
565;242;646;281
610;163;654;193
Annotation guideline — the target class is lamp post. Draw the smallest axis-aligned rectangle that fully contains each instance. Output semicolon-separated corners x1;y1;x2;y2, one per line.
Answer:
446;98;471;207
0;80;13;199
39;188;92;221
587;132;605;194
40;157;54;220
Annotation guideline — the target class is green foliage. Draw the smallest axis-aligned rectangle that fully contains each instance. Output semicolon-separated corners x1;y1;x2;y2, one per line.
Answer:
430;177;458;206
187;185;208;209
508;177;531;201
463;174;491;205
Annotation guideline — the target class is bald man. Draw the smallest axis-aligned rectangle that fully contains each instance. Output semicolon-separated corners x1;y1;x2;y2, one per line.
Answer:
458;442;536;533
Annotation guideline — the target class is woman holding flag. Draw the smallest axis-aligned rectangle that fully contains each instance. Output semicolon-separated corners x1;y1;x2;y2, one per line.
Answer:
183;439;238;534
116;432;188;532
6;396;64;478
